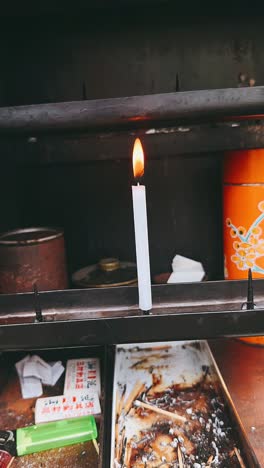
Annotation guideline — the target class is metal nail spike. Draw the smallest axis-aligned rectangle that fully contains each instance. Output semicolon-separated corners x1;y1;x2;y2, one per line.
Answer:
34;284;43;323
242;268;255;310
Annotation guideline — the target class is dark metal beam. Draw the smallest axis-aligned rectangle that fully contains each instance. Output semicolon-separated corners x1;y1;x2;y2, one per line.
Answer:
2;121;264;164
0;87;264;135
0;307;264;351
0;280;264;350
0;279;259;324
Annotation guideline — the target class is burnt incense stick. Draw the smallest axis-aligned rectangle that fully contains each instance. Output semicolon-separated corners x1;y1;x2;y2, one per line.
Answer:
116;427;125;461
206;455;213;467
120;436;127;466
116;389;121;417
124;381;146;414
177;445;184;468
92;439;99;455
124;441;132;467
134;400;187;423
6;457;14;468
115;423;119;454
117;385;126;417
234;447;246;468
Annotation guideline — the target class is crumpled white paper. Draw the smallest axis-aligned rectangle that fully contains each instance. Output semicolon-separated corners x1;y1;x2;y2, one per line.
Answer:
167;254;205;284
15;355;65;399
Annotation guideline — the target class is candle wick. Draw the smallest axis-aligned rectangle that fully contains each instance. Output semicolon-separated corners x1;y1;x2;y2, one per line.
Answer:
137;182;140;186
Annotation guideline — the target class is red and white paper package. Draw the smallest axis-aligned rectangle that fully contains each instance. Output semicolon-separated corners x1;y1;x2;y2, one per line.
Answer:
63;358;101;396
35;392;101;424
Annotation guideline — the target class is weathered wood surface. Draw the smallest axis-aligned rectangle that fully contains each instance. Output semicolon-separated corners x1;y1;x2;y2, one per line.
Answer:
0;87;264;134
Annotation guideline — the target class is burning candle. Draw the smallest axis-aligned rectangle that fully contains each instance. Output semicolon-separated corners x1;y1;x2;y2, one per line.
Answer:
132;138;152;312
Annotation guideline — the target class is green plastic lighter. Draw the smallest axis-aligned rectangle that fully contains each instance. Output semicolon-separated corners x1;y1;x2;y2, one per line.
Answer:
16;415;97;456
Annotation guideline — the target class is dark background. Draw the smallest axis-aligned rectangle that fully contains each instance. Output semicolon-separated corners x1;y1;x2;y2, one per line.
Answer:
0;2;262;280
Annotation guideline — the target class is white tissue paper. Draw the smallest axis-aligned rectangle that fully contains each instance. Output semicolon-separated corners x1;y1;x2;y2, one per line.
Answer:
15;355;65;399
167;254;205;284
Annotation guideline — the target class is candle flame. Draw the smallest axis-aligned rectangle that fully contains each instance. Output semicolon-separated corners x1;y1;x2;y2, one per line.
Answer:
133;138;144;180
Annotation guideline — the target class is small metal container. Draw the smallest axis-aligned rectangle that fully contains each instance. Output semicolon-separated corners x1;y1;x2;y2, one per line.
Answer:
111;340;260;467
72;258;137;288
0;227;68;293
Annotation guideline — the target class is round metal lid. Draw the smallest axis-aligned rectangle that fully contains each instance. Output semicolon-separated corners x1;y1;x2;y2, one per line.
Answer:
99;258;120;272
0;227;64;246
72;258;137;288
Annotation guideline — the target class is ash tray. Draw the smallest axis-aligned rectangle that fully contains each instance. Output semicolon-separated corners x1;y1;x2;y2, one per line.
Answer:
72;258;137;288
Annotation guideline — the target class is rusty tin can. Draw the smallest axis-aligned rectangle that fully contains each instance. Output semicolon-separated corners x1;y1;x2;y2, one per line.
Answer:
0;227;68;293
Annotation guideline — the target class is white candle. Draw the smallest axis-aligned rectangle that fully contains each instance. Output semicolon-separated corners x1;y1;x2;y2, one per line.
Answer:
132;138;152;312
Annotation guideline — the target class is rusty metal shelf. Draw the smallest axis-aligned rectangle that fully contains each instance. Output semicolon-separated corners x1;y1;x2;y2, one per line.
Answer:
0;279;264;351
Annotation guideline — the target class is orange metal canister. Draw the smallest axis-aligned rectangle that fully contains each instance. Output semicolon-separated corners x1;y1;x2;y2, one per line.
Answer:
223;149;264;345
